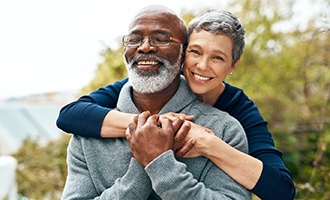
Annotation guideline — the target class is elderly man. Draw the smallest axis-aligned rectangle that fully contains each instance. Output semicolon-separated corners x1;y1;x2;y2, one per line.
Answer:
61;5;251;199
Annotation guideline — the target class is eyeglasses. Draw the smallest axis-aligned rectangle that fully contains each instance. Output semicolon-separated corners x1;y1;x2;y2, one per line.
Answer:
122;33;182;47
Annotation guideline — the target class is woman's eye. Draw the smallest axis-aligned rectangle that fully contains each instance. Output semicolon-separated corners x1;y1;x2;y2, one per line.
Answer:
214;56;224;61
190;49;200;55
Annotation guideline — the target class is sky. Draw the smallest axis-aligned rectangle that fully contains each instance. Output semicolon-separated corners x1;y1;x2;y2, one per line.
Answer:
0;0;229;99
0;0;324;99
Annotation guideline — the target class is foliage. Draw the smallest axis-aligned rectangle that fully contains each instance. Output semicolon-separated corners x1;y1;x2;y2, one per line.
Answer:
224;0;330;199
225;1;330;199
79;47;127;96
12;135;71;199
12;0;329;199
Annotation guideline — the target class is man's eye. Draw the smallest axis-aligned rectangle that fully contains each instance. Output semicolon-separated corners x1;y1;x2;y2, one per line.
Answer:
129;37;141;42
154;36;169;43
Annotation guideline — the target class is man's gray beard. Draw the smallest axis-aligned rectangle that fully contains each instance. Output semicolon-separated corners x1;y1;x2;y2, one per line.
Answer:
126;47;183;94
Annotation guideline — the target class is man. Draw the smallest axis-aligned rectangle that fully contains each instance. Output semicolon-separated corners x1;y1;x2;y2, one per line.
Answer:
61;5;251;199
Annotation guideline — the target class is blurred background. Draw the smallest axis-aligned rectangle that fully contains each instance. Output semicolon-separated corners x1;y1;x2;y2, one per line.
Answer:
0;0;329;199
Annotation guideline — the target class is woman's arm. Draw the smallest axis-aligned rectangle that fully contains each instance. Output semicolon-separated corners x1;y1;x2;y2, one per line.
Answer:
176;83;295;199
100;110;136;137
176;122;263;190
101;111;194;138
215;83;296;199
175;116;294;200
56;78;128;137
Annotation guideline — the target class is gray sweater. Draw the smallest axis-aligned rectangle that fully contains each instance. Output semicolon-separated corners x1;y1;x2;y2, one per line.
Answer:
62;76;251;199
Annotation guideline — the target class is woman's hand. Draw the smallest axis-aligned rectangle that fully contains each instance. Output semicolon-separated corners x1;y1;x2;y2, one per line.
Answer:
175;122;215;159
159;112;195;159
160;112;194;122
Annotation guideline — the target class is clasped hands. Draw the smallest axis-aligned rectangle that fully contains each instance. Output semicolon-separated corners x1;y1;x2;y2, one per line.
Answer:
125;111;214;167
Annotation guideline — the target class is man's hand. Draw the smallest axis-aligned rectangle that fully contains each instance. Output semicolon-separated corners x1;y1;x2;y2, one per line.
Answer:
126;111;185;167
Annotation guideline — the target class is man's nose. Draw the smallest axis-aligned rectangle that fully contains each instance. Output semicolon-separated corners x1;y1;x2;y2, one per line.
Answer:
137;37;156;53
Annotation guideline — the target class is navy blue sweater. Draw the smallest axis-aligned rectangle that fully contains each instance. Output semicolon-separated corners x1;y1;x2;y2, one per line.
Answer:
57;78;295;200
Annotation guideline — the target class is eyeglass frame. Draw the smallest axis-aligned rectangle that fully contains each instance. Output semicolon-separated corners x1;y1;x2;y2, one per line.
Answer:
122;33;182;47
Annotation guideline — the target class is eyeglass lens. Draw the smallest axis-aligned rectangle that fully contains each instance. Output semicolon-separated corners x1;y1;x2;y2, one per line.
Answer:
123;34;174;47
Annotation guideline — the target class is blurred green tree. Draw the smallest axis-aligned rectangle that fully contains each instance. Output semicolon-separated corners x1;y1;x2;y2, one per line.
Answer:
224;0;330;199
13;135;71;199
79;46;127;96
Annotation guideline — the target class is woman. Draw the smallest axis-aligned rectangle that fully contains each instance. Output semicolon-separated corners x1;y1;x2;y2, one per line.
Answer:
57;10;295;199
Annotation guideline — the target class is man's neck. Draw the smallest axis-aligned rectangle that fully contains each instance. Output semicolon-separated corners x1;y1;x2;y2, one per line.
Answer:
132;76;180;114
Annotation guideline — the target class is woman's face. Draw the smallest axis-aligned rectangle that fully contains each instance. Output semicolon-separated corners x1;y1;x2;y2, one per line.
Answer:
183;30;239;101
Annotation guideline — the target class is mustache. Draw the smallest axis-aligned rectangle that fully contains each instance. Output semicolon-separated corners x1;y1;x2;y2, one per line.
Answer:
129;54;165;69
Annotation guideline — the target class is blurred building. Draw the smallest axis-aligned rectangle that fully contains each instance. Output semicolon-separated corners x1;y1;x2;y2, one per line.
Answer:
0;90;77;155
0;156;17;200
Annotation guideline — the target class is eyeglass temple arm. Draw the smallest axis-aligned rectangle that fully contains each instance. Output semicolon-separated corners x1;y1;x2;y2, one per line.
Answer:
170;37;182;43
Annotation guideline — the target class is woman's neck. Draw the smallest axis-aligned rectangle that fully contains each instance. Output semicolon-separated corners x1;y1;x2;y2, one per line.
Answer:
197;82;225;106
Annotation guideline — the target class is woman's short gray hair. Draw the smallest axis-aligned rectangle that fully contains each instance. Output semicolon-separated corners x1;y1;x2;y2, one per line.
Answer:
187;10;245;65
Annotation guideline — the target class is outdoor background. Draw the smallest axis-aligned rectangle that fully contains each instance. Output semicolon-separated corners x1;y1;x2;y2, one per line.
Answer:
1;0;329;199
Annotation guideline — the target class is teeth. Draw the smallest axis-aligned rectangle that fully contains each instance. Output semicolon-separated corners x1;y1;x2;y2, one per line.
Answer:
137;61;158;65
194;74;211;81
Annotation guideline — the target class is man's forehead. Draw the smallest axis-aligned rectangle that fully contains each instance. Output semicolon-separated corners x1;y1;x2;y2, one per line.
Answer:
132;11;175;24
134;5;176;16
129;13;177;32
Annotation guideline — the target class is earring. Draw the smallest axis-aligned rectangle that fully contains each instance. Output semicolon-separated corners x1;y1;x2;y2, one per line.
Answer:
229;72;233;75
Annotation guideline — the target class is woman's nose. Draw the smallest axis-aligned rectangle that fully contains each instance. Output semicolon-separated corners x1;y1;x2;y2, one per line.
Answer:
196;58;209;71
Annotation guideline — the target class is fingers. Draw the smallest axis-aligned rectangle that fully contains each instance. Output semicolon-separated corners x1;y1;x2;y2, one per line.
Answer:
183;115;194;121
137;111;151;127
205;128;215;135
173;121;191;151
125;127;132;141
145;114;160;127
174;121;190;140
170;113;194;121
127;114;138;135
171;117;185;133
175;138;195;159
160;112;194;122
159;117;174;137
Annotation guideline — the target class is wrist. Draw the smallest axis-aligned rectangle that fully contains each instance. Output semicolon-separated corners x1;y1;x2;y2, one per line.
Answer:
100;110;137;138
199;133;215;156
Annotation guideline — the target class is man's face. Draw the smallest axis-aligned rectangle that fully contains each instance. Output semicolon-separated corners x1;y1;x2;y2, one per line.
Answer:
124;10;184;94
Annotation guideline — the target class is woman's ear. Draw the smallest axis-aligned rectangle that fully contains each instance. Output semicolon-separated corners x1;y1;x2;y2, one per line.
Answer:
229;59;240;75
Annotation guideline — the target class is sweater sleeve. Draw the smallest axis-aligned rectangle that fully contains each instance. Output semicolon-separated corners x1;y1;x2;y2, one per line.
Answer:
61;135;152;200
217;83;296;200
145;150;251;200
56;78;128;138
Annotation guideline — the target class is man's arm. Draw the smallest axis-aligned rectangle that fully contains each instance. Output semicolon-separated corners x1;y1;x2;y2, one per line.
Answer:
126;112;251;200
147;117;251;200
146;150;251;200
61;135;152;199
